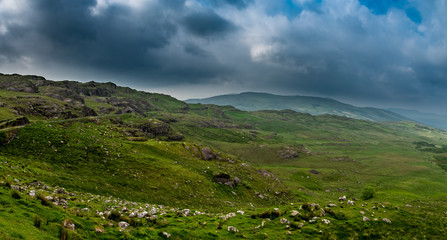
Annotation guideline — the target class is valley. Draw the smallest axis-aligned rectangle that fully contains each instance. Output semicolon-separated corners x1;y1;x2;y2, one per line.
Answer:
1;74;447;239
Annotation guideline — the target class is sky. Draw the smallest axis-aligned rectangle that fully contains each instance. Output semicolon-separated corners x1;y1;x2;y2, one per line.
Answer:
0;0;446;112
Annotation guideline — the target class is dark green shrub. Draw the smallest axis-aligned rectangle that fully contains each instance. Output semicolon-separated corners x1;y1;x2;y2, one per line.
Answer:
11;190;21;199
37;194;51;206
108;211;121;221
129;218;143;227
0;132;7;145
216;221;223;229
34;215;42;228
156;219;168;228
258;210;271;218
119;215;130;224
60;228;70;240
272;208;281;218
361;186;375;200
290;221;303;229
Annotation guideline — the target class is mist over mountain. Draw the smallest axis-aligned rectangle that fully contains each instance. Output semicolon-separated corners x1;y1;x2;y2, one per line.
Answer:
388;108;447;131
186;92;409;122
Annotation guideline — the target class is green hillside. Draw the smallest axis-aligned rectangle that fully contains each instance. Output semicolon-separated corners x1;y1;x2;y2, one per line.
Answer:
1;73;447;239
186;92;409;122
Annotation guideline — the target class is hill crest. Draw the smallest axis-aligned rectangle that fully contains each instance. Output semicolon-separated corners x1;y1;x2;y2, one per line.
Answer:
186;92;409;122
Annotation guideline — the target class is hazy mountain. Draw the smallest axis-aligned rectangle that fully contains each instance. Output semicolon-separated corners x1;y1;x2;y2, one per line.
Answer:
388;108;447;130
186;92;409;122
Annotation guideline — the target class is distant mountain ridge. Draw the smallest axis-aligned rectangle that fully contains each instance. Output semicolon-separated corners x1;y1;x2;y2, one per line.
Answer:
186;92;409;122
387;108;447;131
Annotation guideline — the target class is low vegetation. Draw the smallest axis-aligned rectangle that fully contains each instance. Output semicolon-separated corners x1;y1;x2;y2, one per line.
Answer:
1;73;447;239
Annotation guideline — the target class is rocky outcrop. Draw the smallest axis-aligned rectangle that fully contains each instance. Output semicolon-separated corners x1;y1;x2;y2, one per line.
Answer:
213;173;242;188
201;147;217;160
0;117;29;129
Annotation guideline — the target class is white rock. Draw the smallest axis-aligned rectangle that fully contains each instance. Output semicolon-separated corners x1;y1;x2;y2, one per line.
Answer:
291;210;300;217
339;196;347;201
223;212;236;220
227;226;239;233
322;219;330;224
237;210;245;215
138;211;148;218
347;200;355;206
382;218;392;224
362;216;371;222
29;190;36;197
118;221;130;230
182;209;191;217
162;232;171;238
280;218;290;224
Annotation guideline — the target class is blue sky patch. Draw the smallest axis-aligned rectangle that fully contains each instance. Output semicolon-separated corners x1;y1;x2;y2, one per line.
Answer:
359;0;422;23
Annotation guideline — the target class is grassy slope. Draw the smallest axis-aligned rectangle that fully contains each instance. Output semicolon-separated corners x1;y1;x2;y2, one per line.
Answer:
172;107;447;203
1;74;447;238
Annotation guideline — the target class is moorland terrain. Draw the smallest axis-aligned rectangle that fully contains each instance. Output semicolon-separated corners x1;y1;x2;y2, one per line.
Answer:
1;73;447;239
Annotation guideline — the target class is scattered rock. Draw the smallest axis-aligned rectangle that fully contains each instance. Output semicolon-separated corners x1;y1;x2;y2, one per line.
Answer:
362;216;371;222
280;218;290;224
29;190;36;197
94;226;105;233
278;147;298;159
119;221;130;230
233;177;241;184
201;147;217;160
162;232;171;238
310;169;320;175
339;196;347;201
291;210;301;217
322;219;330;224
55;188;65;194
347;200;355;206
223;212;236;220
138;211;148;218
62;219;75;230
214;173;231;184
227;226;239;233
237;210;245;215
181;209;191;217
383;218;392;224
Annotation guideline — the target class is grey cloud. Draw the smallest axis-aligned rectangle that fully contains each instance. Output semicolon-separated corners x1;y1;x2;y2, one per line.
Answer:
182;10;236;38
0;0;236;85
183;42;210;57
0;0;445;113
205;0;253;9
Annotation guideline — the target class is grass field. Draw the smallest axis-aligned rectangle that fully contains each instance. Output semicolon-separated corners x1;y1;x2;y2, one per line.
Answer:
1;75;447;239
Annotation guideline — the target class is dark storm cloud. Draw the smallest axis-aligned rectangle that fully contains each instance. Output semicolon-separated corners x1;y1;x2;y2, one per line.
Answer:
0;0;446;112
0;0;234;84
182;10;236;38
